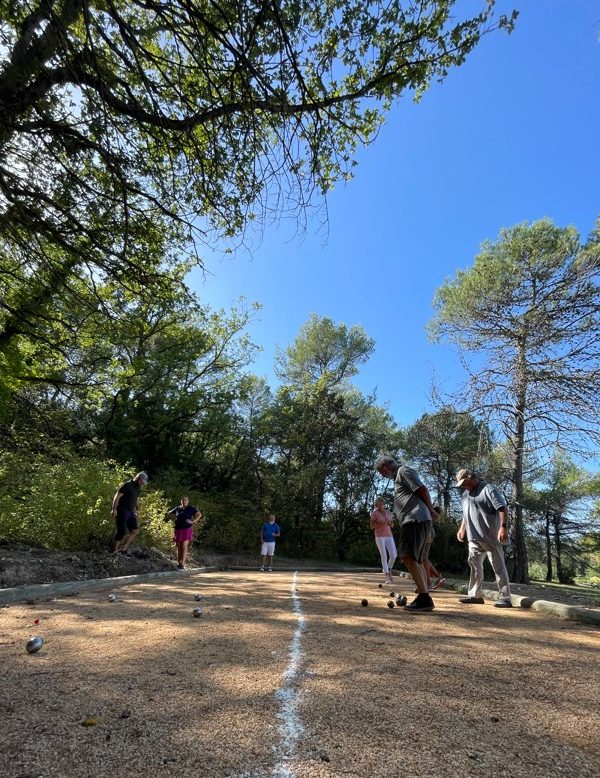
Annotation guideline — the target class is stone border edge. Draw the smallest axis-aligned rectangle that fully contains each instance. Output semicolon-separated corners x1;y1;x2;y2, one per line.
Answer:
0;566;220;605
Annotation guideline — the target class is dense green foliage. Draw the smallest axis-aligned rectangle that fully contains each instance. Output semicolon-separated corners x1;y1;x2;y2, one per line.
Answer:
0;448;171;551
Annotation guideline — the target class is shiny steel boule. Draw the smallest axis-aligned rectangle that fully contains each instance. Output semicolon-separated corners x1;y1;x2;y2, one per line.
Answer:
26;636;44;654
108;593;117;602
194;594;203;601
192;607;203;618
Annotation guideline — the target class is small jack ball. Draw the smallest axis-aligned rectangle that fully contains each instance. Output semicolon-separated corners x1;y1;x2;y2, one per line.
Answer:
387;601;395;608
388;591;395;597
361;599;368;607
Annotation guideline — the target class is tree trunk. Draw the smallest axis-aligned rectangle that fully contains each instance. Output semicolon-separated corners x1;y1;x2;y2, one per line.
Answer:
553;513;564;583
545;512;553;582
509;340;530;583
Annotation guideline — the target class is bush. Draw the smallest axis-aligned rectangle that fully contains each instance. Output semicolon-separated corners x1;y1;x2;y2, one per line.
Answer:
0;449;171;551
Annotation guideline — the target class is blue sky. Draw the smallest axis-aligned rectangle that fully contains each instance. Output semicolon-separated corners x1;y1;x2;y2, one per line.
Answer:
190;1;600;429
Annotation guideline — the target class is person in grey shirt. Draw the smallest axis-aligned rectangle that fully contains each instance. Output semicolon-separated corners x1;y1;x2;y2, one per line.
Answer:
374;455;439;612
455;468;512;608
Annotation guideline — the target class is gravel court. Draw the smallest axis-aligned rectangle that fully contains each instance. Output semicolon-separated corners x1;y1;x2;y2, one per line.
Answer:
0;571;598;778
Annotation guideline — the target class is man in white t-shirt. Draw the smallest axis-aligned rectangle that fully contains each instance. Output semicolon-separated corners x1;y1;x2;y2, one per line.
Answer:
455;469;512;608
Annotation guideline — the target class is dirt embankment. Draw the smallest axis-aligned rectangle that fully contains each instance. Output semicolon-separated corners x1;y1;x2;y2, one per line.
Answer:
0;542;345;590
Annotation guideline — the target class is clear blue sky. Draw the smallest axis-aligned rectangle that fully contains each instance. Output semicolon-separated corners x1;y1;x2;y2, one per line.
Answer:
190;1;600;430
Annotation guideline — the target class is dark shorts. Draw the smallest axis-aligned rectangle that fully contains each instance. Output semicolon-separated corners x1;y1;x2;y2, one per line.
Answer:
398;520;432;563
115;510;138;541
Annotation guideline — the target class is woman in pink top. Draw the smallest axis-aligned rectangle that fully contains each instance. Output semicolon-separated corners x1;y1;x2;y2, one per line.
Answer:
370;496;397;584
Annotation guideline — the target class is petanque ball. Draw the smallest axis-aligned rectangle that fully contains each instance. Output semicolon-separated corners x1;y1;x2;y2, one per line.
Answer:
396;595;408;607
26;636;44;654
192;607;203;618
388;592;395;598
361;599;368;607
378;583;383;588
107;594;117;602
387;601;395;609
194;594;203;601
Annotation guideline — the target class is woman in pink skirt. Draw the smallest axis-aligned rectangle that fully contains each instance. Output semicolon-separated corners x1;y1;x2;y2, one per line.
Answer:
165;496;202;570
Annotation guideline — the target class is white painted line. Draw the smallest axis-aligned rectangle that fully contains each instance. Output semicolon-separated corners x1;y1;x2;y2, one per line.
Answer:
273;571;306;778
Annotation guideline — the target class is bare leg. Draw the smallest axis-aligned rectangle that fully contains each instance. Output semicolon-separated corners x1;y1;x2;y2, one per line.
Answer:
401;555;428;594
120;528;139;552
180;540;189;567
267;555;273;569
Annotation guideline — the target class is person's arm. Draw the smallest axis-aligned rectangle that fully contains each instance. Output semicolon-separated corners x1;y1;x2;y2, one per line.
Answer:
497;506;509;543
260;525;265;542
415;485;439;520
191;510;202;525
164;507;176;522
112;490;122;517
457;519;466;542
273;524;281;538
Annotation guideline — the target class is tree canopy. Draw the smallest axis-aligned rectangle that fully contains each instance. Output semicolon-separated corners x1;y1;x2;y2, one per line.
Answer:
0;0;517;352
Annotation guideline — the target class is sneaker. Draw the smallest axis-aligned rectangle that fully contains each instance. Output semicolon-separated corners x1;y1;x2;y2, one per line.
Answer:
267;567;273;572
459;596;485;604
404;593;435;612
259;567;265;572
493;599;513;608
430;577;447;590
177;564;184;570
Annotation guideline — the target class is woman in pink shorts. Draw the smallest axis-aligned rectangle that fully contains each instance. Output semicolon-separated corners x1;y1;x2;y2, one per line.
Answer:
165;496;201;570
370;496;397;584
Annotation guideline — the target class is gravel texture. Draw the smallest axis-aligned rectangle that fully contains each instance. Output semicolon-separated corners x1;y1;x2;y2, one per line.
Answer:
0;571;598;777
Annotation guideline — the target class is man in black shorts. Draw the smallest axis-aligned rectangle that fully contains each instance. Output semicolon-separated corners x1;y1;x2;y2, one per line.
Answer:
374;455;439;612
111;472;148;555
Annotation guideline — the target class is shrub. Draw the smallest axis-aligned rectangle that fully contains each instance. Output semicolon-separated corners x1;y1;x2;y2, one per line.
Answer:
0;449;171;551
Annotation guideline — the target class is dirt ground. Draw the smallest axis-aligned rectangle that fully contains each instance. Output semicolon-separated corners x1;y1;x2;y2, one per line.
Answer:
1;571;598;778
2;541;600;612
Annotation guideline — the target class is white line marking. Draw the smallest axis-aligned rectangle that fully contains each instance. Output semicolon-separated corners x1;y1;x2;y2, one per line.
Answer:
273;571;306;778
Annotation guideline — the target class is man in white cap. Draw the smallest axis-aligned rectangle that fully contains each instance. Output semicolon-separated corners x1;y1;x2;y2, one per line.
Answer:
111;471;148;556
455;469;512;608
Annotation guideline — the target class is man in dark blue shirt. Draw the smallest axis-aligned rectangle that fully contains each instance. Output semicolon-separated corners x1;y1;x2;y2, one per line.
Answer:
260;514;281;572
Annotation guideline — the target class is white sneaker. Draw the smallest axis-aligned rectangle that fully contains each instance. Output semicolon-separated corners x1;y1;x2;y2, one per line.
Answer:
430;576;447;590
267;567;273;572
260;566;265;572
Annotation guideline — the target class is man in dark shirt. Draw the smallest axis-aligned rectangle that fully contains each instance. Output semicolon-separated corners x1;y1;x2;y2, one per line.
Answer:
111;472;148;555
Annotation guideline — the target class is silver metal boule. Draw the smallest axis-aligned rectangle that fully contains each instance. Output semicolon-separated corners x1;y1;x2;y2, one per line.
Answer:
192;607;203;617
194;594;203;601
108;594;117;602
26;636;44;654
